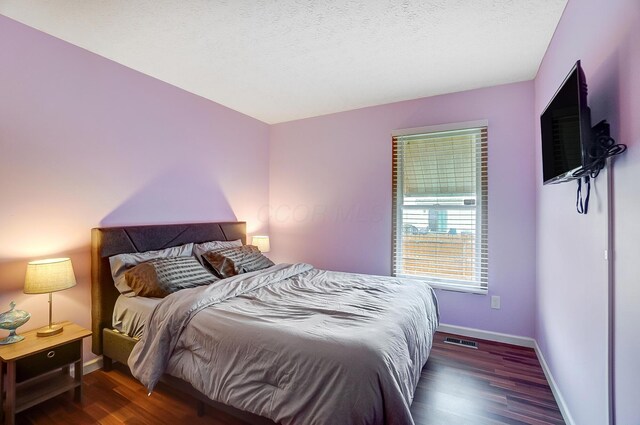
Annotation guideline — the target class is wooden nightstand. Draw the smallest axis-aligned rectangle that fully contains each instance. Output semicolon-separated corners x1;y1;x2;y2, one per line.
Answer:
0;321;91;425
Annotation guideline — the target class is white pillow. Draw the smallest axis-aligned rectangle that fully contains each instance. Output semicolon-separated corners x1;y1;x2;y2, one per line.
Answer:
193;239;242;264
109;243;194;297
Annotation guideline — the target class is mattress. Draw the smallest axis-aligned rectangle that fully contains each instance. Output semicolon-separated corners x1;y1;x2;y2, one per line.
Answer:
112;295;161;338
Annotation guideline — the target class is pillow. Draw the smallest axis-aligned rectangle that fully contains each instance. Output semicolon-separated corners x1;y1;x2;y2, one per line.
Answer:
202;245;274;279
109;243;194;297
193;239;243;264
125;256;217;298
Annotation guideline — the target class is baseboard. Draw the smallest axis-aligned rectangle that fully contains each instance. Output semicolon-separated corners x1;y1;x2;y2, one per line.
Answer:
438;323;574;425
83;356;103;375
437;323;536;348
69;356;102;378
534;341;576;425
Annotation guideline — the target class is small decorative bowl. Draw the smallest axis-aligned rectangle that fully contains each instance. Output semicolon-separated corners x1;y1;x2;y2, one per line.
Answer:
0;301;31;345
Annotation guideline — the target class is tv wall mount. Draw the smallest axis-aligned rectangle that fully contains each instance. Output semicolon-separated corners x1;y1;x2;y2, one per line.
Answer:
572;120;627;214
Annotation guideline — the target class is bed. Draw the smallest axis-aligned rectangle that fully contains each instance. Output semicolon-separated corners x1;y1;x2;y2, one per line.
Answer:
91;222;439;425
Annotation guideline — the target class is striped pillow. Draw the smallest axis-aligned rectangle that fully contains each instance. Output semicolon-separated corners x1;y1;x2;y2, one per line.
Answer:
193;239;243;264
109;243;194;297
125;256;217;297
202;245;274;279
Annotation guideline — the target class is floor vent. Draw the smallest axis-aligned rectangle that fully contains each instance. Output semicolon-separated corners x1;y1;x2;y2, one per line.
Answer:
444;337;478;349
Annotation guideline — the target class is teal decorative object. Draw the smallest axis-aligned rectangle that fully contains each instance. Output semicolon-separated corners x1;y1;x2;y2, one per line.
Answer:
0;301;31;345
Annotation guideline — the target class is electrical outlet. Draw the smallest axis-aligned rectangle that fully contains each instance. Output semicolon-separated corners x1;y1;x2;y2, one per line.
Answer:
491;296;501;310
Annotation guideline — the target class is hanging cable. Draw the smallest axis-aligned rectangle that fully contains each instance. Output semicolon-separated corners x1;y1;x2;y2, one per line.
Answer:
576;176;591;214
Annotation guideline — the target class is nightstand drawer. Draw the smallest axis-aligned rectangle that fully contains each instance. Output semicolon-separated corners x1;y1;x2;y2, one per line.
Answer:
15;340;81;383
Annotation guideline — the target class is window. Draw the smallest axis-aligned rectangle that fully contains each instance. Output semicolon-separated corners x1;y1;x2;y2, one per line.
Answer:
392;121;488;293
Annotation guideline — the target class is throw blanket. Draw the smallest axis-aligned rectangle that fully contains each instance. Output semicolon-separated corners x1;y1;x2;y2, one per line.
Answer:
129;263;439;425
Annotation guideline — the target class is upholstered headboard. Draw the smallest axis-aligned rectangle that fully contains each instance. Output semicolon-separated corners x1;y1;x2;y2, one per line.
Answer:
90;222;246;355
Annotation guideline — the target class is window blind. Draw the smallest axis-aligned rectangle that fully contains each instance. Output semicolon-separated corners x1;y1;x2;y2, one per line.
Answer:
392;125;488;292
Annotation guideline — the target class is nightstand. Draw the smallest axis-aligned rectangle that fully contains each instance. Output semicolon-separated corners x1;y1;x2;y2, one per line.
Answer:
0;321;91;425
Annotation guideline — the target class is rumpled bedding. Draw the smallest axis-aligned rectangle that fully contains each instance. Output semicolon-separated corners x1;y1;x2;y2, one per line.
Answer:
129;263;439;425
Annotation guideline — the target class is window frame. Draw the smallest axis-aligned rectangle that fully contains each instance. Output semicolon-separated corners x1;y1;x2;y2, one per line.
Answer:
391;120;489;294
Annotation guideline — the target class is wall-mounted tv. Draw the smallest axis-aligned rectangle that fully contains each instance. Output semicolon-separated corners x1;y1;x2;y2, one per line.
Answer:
540;60;592;185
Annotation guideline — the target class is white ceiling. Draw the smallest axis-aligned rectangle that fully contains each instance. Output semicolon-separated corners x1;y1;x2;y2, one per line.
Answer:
0;1;567;124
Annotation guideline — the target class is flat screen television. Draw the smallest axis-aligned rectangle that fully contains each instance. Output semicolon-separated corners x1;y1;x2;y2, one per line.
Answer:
540;60;592;184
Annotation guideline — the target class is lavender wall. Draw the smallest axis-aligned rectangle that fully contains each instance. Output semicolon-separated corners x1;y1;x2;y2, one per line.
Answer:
270;81;536;337
534;0;640;424
5;6;637;422
0;16;270;360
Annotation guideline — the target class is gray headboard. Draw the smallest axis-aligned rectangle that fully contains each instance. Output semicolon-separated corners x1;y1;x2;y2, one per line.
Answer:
90;222;246;355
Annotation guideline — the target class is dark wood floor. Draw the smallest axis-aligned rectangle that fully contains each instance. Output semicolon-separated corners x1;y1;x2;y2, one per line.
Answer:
15;332;564;425
411;333;564;425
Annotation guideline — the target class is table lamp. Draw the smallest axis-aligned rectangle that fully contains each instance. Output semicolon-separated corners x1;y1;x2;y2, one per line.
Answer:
24;258;77;337
251;236;270;253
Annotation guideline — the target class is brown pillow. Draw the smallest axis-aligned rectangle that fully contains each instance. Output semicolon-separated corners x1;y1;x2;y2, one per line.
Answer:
201;245;274;279
125;256;217;297
125;262;169;297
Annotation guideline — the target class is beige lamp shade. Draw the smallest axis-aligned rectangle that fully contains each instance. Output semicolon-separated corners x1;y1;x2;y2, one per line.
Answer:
24;258;77;294
251;236;270;253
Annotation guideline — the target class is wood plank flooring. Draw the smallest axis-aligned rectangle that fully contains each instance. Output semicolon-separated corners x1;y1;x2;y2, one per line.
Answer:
410;332;564;425
14;332;564;424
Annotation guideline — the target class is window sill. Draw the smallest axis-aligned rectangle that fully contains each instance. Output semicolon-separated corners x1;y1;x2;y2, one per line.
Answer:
430;282;487;295
395;274;487;294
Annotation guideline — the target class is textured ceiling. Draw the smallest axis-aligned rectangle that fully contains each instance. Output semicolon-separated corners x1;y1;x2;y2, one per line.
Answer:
0;1;567;124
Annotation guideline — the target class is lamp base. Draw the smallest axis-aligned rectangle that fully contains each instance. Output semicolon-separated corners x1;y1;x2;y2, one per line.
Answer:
36;324;63;337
